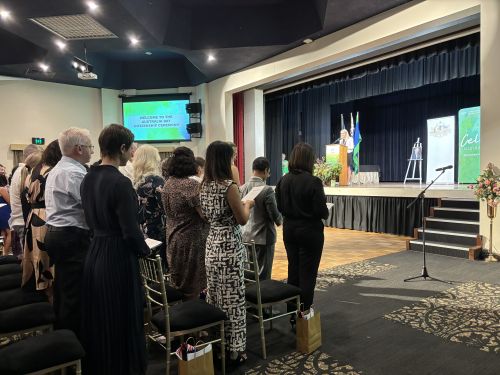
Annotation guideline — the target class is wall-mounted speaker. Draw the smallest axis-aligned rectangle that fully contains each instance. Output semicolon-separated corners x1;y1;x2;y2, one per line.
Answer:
186;102;202;114
187;122;202;136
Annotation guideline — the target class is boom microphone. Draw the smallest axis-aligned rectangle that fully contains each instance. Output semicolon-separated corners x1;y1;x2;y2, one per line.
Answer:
435;165;453;172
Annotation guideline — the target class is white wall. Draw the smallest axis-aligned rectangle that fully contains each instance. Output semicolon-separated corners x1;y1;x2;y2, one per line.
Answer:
243;89;265;181
0;79;103;171
480;0;500;254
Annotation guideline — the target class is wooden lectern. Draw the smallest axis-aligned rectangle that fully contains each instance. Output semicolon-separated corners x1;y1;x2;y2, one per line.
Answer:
325;144;348;186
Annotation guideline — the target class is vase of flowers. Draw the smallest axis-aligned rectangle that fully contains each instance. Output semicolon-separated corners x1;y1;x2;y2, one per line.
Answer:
469;163;500;261
314;157;343;186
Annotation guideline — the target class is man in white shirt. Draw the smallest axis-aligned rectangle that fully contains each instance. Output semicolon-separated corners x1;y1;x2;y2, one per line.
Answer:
9;144;42;257
119;142;138;182
44;127;93;338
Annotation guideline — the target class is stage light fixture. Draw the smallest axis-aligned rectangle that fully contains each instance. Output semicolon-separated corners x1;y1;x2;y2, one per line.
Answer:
39;63;50;72
71;56;93;74
72;61;79;69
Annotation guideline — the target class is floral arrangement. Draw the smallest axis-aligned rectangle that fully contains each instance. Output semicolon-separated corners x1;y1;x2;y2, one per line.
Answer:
314;157;342;185
469;163;500;207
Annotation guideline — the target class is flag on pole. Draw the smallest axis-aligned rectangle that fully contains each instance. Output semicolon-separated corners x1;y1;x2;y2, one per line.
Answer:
340;114;345;130
350;112;355;137
353;112;362;174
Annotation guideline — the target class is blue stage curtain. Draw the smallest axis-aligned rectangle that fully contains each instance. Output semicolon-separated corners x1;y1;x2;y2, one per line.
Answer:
265;33;480;184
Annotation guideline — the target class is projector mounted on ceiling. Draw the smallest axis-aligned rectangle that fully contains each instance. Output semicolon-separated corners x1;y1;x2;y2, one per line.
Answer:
77;72;98;80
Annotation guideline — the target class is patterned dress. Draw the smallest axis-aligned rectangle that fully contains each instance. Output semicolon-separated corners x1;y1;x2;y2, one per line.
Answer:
200;180;246;353
136;175;166;259
21;165;54;291
162;177;207;300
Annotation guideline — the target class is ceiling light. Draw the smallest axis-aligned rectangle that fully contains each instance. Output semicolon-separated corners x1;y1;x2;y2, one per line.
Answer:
79;64;87;72
72;61;79;68
86;1;99;12
129;36;139;46
0;9;11;20
145;51;152;56
303;38;313;44
38;63;50;72
55;40;67;50
207;54;215;62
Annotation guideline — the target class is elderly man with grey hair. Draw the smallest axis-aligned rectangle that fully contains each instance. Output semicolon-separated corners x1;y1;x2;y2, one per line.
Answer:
9;144;43;257
44;127;93;339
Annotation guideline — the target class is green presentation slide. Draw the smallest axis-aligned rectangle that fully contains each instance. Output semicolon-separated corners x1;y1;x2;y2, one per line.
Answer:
123;100;190;142
458;106;480;183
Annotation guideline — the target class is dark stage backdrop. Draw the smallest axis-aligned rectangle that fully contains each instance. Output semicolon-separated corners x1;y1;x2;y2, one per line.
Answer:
265;34;480;185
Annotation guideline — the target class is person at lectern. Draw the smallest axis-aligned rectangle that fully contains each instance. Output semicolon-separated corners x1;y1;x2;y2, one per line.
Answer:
275;142;328;323
340;129;354;184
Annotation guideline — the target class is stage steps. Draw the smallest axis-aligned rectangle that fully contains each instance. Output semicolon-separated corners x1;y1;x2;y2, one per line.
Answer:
407;198;482;260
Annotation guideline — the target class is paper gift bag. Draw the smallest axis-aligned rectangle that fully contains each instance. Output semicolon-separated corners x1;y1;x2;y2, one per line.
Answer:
178;343;214;375
296;312;322;354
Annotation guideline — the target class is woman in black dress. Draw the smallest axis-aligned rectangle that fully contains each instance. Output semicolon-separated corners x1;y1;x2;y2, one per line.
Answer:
275;142;329;318
81;124;150;374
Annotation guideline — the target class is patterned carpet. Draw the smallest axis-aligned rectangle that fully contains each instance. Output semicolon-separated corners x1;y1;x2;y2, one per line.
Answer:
314;260;396;291
384;281;500;354
245;351;362;375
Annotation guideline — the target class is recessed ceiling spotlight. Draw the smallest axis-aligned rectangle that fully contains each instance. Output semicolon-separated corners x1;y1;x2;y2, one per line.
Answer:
55;40;67;50
86;1;99;12
38;63;50;72
303;38;313;44
129;36;139;46
207;54;216;63
0;9;11;20
145;51;152;56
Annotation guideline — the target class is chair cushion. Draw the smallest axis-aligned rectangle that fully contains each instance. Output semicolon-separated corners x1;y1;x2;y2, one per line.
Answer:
0;329;85;374
0;303;55;333
0;264;21;276
0;256;20;266
0;289;48;311
152;300;227;333
0;274;22;291
246;280;301;304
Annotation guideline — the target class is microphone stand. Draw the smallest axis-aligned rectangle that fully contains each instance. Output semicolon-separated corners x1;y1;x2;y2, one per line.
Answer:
404;168;452;283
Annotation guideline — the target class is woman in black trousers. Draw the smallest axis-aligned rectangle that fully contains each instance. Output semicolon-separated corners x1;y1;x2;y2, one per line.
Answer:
275;143;329;316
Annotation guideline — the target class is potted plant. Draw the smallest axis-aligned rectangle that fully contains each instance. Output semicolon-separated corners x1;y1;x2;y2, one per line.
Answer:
314;157;343;186
469;162;500;261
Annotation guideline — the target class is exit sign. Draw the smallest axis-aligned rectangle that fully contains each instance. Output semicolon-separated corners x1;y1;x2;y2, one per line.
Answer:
32;137;45;145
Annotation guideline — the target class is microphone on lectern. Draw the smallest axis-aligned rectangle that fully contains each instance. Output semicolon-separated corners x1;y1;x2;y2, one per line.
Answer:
435;165;453;172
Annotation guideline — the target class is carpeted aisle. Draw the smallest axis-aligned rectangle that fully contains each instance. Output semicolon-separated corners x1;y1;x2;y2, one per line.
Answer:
147;250;500;374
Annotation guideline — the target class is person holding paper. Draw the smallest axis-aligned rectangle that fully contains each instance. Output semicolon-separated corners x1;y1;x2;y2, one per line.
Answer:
200;141;254;366
275;142;328;321
80;125;149;375
240;157;282;280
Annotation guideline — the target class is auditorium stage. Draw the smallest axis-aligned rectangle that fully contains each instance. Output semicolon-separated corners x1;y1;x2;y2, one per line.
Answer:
321;183;475;236
324;183;474;199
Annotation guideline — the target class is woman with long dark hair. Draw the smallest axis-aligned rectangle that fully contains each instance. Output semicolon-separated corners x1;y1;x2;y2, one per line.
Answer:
80;124;149;374
200;141;254;365
275;142;329;321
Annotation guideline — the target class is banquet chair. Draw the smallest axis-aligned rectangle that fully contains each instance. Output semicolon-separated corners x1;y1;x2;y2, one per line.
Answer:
139;255;227;375
244;240;301;359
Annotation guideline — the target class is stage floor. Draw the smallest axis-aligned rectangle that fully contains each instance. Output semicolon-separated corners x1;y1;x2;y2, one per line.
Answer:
324;182;475;199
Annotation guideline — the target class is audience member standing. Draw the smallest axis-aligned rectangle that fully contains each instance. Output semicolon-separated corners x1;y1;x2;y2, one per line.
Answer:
0;171;11;255
162;147;207;300
81;124;149;375
240;157;282;280
200;141;254;364
21;140;62;294
44;128;93;337
119;141;138;182
275;142;328;318
9;144;42;257
189;156;205;183
228;142;241;185
133;144;166;266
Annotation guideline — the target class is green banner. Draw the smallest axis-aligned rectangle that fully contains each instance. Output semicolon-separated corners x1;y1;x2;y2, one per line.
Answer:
458;106;480;183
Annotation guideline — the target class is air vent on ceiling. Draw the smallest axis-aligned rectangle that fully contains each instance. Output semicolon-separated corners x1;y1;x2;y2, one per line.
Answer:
29;14;117;40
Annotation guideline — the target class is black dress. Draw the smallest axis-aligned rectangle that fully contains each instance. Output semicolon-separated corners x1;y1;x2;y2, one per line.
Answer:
80;165;149;375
